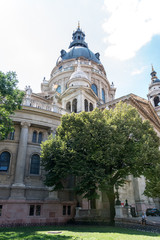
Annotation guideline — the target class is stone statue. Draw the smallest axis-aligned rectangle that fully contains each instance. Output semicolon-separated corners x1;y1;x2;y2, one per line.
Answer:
25;86;32;96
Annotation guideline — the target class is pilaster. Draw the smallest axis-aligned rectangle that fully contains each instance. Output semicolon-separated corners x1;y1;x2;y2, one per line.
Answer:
10;122;30;199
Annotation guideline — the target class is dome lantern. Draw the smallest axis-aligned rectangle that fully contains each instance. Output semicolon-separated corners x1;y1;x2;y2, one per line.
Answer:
69;23;88;49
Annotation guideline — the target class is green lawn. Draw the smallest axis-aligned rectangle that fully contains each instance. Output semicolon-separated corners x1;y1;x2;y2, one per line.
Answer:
0;225;160;240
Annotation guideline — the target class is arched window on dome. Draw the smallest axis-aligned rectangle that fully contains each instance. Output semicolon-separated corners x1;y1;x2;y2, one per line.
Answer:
30;154;40;175
84;99;88;112
91;84;98;96
56;85;61;94
38;132;43;144
32;131;37;143
89;103;94;111
0;151;10;172
154;96;160;107
66;102;71;112
102;88;105;103
72;99;77;113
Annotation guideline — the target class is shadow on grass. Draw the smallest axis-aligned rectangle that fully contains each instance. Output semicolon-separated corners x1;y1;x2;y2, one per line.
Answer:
0;229;72;240
0;225;160;239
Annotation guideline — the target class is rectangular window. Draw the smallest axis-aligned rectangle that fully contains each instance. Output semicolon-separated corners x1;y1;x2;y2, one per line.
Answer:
29;205;34;216
9;131;15;140
63;205;71;215
0;205;2;216
29;205;41;216
63;205;66;215
67;206;71;215
30;154;40;175
36;205;41;216
0;152;10;172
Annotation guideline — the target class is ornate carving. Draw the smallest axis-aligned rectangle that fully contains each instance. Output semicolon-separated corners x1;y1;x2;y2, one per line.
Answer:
21;122;31;128
25;85;32;96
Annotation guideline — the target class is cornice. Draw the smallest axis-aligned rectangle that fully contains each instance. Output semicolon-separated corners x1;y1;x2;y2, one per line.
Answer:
15;106;62;119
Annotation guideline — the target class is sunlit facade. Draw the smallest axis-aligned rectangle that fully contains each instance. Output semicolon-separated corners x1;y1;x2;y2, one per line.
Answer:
0;25;159;226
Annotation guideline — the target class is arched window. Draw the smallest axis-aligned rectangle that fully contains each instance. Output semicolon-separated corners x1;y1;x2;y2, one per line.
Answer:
32;131;37;143
66;102;71;112
56;85;61;93
72;99;77;113
9;130;15;140
91;84;98;96
102;89;105;103
84;99;88;112
30;154;40;175
89;103;93;111
154;96;160;107
0;151;10;172
38;132;43;144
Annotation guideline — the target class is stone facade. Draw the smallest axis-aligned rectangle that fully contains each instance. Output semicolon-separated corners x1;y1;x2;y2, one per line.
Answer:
0;25;160;225
0;108;77;225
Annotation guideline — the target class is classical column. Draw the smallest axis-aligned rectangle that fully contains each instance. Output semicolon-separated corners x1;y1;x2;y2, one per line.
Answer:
132;177;147;214
13;121;30;187
77;93;83;113
50;127;57;137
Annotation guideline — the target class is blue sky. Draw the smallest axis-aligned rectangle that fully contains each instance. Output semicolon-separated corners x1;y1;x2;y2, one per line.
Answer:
0;0;160;99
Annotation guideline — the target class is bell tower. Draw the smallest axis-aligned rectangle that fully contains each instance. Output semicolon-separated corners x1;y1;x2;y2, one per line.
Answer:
148;66;160;117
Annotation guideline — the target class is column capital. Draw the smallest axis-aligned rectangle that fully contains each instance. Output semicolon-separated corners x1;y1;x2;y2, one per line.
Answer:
21;121;31;128
50;126;57;132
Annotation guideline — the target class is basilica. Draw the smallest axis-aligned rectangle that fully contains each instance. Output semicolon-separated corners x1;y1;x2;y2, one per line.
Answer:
0;25;160;225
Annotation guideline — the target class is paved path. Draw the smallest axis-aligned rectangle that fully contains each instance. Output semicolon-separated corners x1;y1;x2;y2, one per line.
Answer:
146;216;160;223
116;216;160;233
138;216;160;225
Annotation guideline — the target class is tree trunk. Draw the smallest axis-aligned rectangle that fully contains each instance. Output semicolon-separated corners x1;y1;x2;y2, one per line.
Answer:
107;186;115;226
90;199;96;209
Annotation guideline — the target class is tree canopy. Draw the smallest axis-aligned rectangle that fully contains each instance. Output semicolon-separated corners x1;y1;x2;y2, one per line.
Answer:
41;102;160;224
144;164;160;198
0;71;24;140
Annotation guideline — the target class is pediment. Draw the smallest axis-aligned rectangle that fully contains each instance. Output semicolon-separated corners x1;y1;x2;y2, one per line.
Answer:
61;86;98;100
101;93;160;132
129;94;160;130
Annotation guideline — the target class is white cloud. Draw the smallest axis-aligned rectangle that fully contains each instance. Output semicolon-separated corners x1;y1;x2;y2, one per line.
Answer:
102;0;160;60
131;66;147;76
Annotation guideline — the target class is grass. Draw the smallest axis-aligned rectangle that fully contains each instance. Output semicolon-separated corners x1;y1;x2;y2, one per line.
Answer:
0;225;160;240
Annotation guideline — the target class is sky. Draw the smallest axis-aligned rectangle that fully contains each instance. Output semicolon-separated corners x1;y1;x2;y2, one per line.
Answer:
0;0;160;99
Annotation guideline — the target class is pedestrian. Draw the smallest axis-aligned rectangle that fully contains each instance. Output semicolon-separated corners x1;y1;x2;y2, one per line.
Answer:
141;212;147;225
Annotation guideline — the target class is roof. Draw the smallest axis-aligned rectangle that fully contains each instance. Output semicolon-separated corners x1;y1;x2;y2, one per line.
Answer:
100;93;160;132
60;46;101;64
57;26;101;64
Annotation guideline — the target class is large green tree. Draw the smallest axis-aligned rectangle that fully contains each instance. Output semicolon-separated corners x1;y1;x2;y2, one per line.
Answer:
0;71;24;140
144;164;160;198
41;102;160;224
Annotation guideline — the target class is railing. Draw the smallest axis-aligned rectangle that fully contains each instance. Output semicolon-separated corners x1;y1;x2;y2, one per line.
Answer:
92;68;105;77
22;101;68;115
51;66;74;77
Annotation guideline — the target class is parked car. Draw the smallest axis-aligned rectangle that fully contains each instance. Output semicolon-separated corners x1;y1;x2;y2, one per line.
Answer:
146;208;160;216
